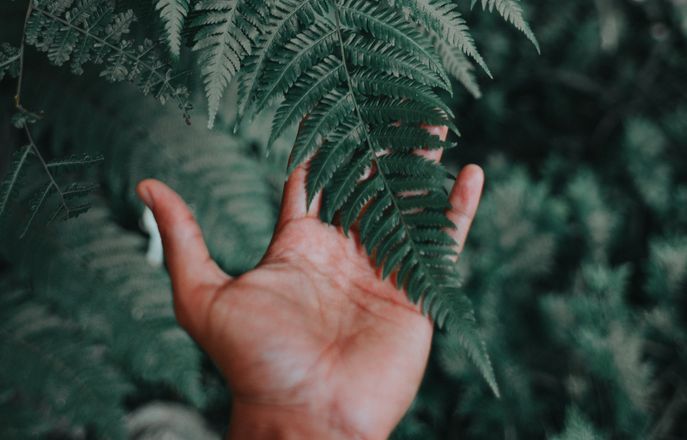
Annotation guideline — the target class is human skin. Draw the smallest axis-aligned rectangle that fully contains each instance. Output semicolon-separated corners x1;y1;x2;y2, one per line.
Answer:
137;126;485;440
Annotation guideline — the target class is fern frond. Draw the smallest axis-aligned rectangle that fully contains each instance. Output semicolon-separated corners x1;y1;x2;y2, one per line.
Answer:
26;0;191;116
237;0;331;120
369;126;456;151
106;0;497;391
269;55;345;147
338;0;451;89
552;407;606;440
473;0;540;52
227;1;497;392
442;293;500;396
393;0;491;76
434;35;481;98
190;0;261;128
156;0;190;57
344;34;448;90
0;277;132;439
350;69;454;117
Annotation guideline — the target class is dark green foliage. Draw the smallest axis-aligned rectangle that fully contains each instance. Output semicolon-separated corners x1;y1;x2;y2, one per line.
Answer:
0;277;132;439
2;0;686;439
4;204;206;407
0;61;278;435
392;1;687;438
24;0;191;115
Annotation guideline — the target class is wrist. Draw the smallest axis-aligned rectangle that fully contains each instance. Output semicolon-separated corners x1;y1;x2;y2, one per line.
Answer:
227;400;372;440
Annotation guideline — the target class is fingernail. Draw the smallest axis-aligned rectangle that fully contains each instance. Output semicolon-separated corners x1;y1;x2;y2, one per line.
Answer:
139;184;154;209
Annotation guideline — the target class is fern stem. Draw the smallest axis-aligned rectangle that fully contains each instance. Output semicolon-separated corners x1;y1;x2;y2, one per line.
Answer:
22;123;71;225
14;0;33;111
332;1;445;308
0;54;21;70
0;145;31;217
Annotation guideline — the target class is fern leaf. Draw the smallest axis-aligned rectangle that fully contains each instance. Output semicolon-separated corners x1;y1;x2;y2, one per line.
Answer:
320;150;373;222
434;35;482;98
358;97;459;134
237;0;330;120
370;126;455;151
156;0;190;57
191;0;260;128
473;0;540;53
442;293;500;397
338;0;451;90
290;88;355;174
269;55;345;148
394;0;491;76
305;118;364;206
247;18;338;119
344;34;448;90
350;69;454;117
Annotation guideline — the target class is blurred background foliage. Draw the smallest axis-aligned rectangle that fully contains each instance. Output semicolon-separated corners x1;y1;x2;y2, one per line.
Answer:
1;0;686;439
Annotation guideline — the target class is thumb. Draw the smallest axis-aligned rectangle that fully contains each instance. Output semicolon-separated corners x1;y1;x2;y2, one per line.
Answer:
137;180;230;326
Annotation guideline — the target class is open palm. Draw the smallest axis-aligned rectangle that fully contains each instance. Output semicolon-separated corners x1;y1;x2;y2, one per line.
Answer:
137;127;484;439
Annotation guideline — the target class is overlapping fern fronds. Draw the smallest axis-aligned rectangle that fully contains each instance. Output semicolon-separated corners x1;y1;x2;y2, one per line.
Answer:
25;0;191;116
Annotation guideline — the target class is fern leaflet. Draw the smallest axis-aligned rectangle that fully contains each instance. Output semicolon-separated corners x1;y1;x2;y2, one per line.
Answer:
472;0;540;52
156;0;190;57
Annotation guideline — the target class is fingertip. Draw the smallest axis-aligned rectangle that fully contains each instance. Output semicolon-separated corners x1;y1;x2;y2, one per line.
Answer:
136;179;156;209
461;164;485;190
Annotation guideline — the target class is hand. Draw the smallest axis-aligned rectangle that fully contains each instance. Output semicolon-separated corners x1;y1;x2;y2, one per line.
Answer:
136;126;485;440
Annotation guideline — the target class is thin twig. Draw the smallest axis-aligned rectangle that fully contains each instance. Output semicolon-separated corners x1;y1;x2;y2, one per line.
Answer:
23;123;69;214
14;0;33;112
